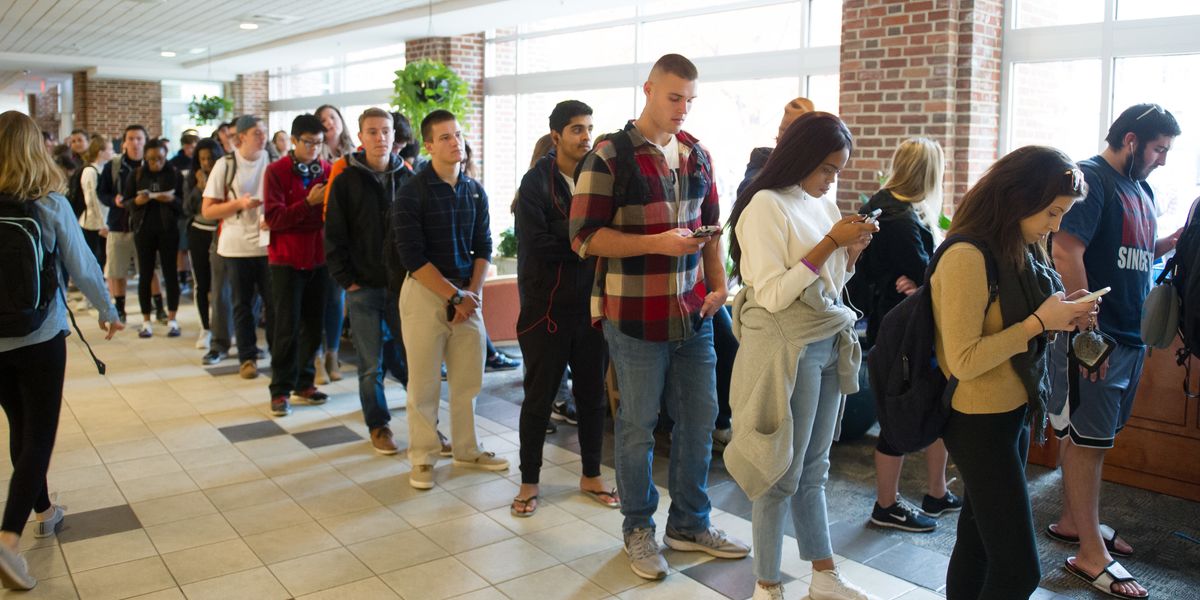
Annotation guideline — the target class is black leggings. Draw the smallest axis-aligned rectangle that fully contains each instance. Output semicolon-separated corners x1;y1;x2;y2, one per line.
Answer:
135;223;180;316
82;229;107;271
188;227;214;330
517;313;606;484
942;405;1040;600
0;333;65;534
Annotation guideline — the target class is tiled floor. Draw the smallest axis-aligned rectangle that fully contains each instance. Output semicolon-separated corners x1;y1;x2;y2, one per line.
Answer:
4;302;1180;599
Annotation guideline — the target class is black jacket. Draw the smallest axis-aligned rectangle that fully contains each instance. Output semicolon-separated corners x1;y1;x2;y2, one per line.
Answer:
736;147;772;198
514;152;596;322
856;189;935;345
325;152;413;290
97;155;143;232
125;164;183;235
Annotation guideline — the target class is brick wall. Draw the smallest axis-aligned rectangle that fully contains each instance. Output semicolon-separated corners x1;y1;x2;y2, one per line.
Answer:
72;72;163;142
838;0;1003;215
30;87;61;139
405;34;485;178
229;71;269;118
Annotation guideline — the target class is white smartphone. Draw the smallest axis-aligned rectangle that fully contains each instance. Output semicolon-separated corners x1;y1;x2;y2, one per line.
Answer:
1073;286;1112;303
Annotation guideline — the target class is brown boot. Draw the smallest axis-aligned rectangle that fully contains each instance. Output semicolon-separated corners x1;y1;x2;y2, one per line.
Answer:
314;354;329;385
325;350;343;382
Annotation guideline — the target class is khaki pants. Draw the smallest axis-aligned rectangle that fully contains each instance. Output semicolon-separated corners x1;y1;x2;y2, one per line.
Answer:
400;279;486;466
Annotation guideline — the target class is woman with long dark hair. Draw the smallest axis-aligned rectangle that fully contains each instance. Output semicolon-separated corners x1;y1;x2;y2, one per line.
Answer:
724;112;878;600
0;111;123;589
933;146;1094;599
314;104;355;382
186;138;224;350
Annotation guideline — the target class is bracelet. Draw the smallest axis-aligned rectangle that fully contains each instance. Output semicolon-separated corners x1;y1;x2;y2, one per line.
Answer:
1031;313;1046;334
800;258;820;275
824;234;839;248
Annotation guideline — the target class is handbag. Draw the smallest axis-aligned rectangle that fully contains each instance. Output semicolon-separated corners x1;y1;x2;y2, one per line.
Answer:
1140;273;1180;350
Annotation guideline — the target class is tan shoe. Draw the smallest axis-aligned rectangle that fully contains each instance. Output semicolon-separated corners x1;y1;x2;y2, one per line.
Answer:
239;360;258;379
325;351;343;382
410;464;434;490
370;426;399;455
314;354;328;385
454;451;509;472
438;430;452;457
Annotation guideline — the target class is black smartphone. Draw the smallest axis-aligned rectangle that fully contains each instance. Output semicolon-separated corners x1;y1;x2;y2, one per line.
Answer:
446;302;456;322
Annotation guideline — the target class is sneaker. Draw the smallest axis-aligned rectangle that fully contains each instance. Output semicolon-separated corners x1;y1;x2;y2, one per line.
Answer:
239;360;258;379
370;427;399;455
752;582;785;600
454;451;509;471
255;348;266;360
156;307;168;324
438;430;452;457
485;351;521;372
0;543;35;590
202;350;227;365
712;427;732;451
545;420;558;434
117;310;127;324
410;464;434;490
663;526;750;559
270;395;291;417
921;490;963;517
33;505;65;538
623;528;668;580
809;568;878;600
72;298;93;312
195;329;211;350
550;401;578;425
138;323;153;338
440;365;448;381
870;496;936;533
290;387;329;405
167;321;181;337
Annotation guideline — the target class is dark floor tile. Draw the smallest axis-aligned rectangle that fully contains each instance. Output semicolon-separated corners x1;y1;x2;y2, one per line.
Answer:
864;541;949;590
476;400;521;422
681;555;781;600
219;420;287;443
293;425;362;449
57;504;142;544
708;480;754;520
829;519;903;563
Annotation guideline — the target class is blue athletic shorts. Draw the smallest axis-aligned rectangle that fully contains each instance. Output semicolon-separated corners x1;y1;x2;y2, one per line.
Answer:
1047;335;1145;449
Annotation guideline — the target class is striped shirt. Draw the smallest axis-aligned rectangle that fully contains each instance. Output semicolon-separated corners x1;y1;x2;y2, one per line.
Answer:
570;121;720;342
393;167;492;283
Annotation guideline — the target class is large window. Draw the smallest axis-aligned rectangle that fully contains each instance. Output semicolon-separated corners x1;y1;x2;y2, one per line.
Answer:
267;45;405;134
161;80;224;143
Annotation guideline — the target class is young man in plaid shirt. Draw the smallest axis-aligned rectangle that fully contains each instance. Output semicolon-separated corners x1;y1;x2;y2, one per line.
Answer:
570;53;749;581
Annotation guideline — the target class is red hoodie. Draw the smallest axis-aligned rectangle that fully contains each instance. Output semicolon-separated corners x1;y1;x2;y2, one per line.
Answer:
263;155;330;269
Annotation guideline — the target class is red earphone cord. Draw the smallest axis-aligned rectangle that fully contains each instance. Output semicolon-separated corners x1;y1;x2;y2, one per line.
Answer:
515;159;569;337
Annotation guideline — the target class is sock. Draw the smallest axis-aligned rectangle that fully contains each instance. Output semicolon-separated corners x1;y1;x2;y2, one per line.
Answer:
153;295;164;312
168;319;179;329
114;295;125;314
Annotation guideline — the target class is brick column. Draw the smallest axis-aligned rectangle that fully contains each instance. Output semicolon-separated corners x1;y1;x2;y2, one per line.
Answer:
837;0;1003;214
228;71;269;118
405;34;485;178
29;87;61;138
71;71;163;140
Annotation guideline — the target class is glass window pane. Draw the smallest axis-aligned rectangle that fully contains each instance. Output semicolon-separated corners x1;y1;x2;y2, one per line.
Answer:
1008;60;1102;163
518;7;635;33
346;44;405;63
1015;0;1104;28
484;94;518;213
1117;0;1200;20
1113;54;1200;233
805;73;839;114
809;0;843;47
485;39;516;77
641;0;746;16
518;26;635;74
344;58;403;92
639;4;803;60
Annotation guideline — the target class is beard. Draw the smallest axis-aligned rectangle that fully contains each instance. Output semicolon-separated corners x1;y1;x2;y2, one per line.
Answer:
1127;143;1155;180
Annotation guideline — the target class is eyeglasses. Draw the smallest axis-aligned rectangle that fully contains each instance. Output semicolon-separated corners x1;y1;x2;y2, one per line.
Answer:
1135;104;1164;121
1064;168;1086;195
296;137;324;148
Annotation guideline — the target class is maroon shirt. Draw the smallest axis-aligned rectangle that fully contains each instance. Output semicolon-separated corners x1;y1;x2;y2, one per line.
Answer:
264;155;330;269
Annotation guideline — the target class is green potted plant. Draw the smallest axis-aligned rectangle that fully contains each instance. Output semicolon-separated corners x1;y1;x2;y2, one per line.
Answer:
495;227;518;275
391;59;473;150
187;95;233;126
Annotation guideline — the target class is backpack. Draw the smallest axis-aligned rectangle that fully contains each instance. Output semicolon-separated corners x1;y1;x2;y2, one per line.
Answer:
66;165;89;219
0;198;60;337
866;236;997;454
1154;201;1200;394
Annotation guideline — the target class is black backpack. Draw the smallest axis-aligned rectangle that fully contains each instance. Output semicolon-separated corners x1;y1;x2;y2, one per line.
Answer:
66;165;91;219
0;198;60;337
867;236;997;453
1161;201;1200;365
576;128;712;204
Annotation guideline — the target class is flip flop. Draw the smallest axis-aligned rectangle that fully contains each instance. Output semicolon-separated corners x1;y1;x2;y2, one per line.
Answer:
1046;523;1133;557
510;496;538;518
1063;557;1149;599
583;488;621;508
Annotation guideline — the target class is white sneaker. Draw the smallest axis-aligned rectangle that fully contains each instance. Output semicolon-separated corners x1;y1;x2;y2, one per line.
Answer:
809;569;878;600
195;329;211;350
72;298;92;312
752;582;784;600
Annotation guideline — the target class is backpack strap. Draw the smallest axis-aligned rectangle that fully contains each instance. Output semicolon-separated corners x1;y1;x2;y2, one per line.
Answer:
608;129;641;203
928;235;999;307
222;154;237;200
110;155;123;189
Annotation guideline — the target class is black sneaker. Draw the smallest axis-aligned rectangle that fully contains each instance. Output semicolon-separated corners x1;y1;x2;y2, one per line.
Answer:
545;420;557;434
922;490;964;517
201;350;227;365
870;496;936;532
155;307;169;324
485;352;521;372
550;401;578;425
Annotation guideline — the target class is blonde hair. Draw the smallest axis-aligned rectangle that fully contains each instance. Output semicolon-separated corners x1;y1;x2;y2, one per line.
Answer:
82;134;110;164
883;137;945;238
0;111;67;199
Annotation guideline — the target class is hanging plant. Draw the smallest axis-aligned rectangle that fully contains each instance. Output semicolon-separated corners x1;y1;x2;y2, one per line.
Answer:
187;95;233;126
391;59;473;150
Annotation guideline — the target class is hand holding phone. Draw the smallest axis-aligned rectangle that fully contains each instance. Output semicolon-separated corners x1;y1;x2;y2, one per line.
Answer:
1071;287;1111;304
862;209;883;225
691;225;721;238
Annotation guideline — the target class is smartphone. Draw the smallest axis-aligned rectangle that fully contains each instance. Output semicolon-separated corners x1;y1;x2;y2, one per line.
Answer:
1072;286;1112;303
862;208;883;224
692;225;721;238
446;302;456;322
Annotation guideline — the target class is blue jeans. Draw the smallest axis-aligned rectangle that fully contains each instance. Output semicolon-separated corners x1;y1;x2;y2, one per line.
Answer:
323;273;344;352
751;335;841;583
345;287;405;430
603;319;717;536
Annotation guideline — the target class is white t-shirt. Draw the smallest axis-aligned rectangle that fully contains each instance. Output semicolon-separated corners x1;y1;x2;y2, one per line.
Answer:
204;152;268;257
560;170;576;196
650;135;681;198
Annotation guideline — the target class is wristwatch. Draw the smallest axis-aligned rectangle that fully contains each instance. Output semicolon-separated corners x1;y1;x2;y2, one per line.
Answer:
450;290;464;305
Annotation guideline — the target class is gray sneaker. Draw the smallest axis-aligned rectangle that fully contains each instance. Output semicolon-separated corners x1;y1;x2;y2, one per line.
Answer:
664;526;750;559
0;544;35;590
33;505;64;538
623;528;668;580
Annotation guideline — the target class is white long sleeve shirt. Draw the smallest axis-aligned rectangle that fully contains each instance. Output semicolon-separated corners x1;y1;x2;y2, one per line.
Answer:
78;162;109;231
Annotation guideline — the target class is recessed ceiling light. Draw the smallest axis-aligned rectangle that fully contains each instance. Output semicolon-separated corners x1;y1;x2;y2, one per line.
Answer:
189;47;207;54
239;22;259;30
160;50;176;57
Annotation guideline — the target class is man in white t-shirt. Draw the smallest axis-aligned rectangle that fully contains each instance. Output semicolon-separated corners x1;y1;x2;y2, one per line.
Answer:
202;115;272;379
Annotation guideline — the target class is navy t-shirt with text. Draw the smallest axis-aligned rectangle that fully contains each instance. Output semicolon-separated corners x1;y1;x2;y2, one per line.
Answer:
1061;155;1158;347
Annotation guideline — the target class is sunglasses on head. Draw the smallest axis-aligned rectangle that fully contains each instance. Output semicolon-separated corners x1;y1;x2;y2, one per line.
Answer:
1064;168;1085;195
1135;104;1164;121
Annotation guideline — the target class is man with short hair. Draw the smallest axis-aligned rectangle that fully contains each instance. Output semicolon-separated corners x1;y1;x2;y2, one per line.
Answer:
215;122;235;154
394;110;507;488
97;125;149;323
325;107;414;453
171;132;199;176
1048;103;1184;600
66;128;89;170
202;115;273;380
570;54;748;580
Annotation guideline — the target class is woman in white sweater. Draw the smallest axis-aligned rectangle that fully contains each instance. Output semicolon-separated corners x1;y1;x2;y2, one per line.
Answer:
78;134;113;270
725;112;878;600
